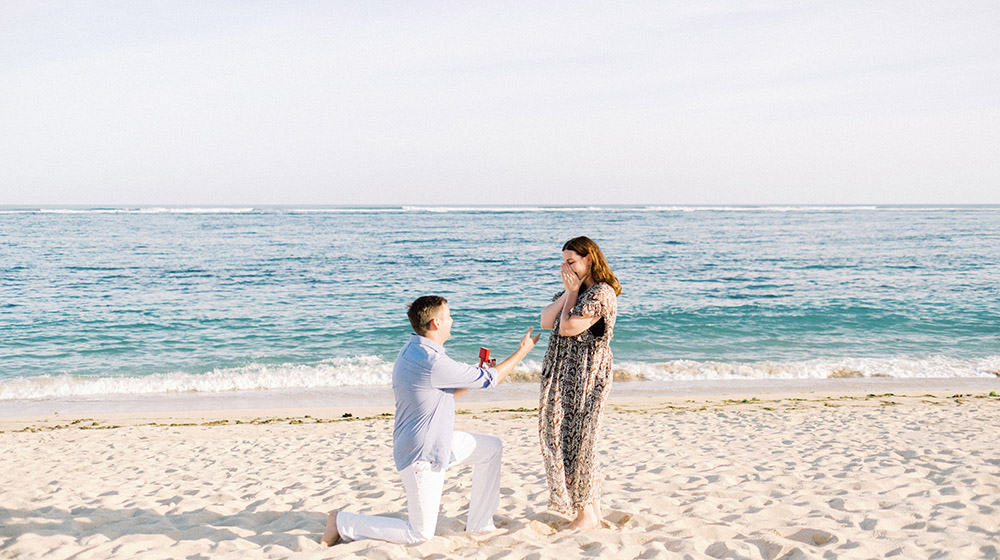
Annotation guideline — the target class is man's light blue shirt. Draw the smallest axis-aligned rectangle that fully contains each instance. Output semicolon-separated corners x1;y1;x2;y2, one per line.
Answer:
392;334;498;471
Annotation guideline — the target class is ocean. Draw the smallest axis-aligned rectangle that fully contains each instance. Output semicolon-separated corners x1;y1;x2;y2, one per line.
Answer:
2;206;999;406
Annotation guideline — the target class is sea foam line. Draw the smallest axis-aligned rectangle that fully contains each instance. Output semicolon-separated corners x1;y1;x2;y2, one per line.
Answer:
2;205;992;215
2;356;997;401
627;356;1000;381
0;207;259;214
0;357;393;401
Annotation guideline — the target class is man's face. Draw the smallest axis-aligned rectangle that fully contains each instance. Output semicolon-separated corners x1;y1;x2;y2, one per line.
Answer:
435;303;454;341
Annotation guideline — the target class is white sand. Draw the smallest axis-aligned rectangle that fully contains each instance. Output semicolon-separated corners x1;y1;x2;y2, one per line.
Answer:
3;389;1000;559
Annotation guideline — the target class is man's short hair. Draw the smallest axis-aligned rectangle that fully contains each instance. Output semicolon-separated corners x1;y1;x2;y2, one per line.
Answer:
408;295;448;336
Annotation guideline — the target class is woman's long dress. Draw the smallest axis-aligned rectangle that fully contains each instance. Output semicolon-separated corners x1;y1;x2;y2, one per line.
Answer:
539;282;617;513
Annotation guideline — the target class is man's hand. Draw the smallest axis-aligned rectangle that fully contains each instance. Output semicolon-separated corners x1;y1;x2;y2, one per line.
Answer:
520;326;541;351
490;327;542;386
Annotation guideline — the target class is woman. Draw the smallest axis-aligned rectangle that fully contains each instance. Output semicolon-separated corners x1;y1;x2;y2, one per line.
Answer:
539;236;621;531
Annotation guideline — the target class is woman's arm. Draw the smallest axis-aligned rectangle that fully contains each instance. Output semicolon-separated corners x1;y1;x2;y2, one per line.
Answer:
556;264;602;337
557;288;601;336
540;294;565;329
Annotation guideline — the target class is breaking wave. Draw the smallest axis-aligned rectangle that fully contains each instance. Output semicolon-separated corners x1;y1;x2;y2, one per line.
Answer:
3;355;997;401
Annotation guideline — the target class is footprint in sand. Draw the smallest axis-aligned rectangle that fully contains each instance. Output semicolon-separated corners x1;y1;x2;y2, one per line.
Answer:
784;528;837;546
529;519;557;536
526;512;566;535
605;511;634;529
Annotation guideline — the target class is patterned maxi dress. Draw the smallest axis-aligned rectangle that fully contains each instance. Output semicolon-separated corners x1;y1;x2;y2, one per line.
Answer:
539;282;617;514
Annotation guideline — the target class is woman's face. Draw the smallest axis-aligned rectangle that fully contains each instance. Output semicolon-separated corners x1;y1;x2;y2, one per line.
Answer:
562;250;592;280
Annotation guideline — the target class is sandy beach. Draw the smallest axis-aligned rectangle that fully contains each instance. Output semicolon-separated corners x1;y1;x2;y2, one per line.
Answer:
3;382;1000;559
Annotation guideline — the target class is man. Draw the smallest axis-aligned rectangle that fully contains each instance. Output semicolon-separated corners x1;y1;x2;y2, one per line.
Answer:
321;295;539;545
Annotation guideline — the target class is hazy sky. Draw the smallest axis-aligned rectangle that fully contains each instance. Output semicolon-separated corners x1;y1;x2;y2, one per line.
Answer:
2;1;998;206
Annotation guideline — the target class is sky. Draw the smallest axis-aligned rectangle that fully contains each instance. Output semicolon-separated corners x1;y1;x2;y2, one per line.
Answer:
1;1;998;206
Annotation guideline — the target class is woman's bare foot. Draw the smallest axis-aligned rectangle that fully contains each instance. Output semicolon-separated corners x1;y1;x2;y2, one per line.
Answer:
320;511;340;546
565;504;600;531
591;501;603;525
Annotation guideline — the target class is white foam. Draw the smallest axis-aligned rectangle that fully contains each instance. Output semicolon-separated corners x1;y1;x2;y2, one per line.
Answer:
0;207;258;214
279;207;403;213
0;356;393;400
2;205;990;215
133;207;258;214
625;355;1000;381
2;355;996;401
399;206;605;213
638;206;881;212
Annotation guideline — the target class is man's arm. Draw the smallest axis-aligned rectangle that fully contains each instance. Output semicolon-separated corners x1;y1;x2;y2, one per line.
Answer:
454;327;540;399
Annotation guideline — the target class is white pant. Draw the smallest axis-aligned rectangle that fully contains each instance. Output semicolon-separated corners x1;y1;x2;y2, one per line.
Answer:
336;431;502;544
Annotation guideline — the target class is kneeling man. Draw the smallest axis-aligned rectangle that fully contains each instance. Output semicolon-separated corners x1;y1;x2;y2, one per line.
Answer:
322;295;539;545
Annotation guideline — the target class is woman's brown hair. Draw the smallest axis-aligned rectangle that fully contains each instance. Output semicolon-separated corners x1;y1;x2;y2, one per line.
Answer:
562;236;622;296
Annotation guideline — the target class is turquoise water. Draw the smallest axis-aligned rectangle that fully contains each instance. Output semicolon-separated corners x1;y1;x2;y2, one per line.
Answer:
2;206;999;400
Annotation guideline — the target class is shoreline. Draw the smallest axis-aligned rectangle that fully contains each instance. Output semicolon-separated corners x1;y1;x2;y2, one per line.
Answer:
3;377;998;433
